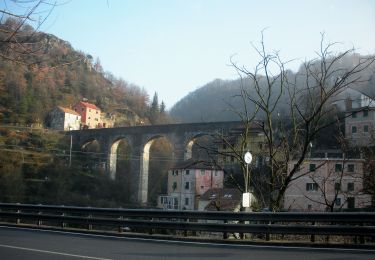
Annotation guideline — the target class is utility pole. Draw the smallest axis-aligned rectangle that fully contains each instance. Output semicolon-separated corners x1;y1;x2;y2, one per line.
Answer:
69;128;72;167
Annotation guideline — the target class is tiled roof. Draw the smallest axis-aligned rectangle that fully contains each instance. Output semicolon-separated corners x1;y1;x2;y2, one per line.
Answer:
57;106;80;116
200;188;242;211
78;101;101;111
170;159;222;170
200;188;241;201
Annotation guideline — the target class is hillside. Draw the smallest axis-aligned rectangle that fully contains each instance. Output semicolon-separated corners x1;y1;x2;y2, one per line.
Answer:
0;17;170;127
170;54;375;123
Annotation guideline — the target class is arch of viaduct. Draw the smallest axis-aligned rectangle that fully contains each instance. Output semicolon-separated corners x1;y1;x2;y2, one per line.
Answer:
70;121;243;205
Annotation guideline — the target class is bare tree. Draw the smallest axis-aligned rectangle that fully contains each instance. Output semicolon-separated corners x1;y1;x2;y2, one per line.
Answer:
216;32;375;211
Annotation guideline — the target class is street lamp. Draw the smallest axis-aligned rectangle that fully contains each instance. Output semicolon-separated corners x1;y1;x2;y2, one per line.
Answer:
243;151;252;208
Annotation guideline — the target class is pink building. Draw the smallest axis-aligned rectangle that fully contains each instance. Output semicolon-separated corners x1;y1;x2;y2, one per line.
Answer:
73;101;102;129
284;153;371;211
158;160;224;210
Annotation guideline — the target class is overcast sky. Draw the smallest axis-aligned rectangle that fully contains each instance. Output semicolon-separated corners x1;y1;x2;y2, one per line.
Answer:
5;0;375;108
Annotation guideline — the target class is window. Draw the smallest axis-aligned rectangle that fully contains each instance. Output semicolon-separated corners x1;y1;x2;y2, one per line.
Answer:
185;170;190;175
88;117;91;119
364;125;369;132
309;164;316;172
335;163;342;172
352;112;357;118
185;182;190;190
172;170;178;176
223;144;227;150
230;156;235;162
307;204;312;210
334;182;341;191
200;170;205;176
347;197;355;209
335;198;341;206
185;198;189;206
347;164;355;172
200;186;204;189
363;110;368;117
214;171;218;177
347;183;354;192
306;183;318;191
352;126;357;134
172;182;177;191
81;108;84;111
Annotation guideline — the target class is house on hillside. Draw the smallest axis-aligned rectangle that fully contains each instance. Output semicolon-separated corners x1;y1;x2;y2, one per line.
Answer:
284;150;371;211
99;112;115;128
73;101;102;129
345;90;375;147
49;106;81;131
157;159;224;210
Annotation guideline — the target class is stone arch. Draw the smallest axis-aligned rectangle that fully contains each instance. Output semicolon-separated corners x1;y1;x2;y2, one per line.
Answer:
81;138;100;151
80;138;104;170
108;137;131;180
139;135;172;204
184;133;213;160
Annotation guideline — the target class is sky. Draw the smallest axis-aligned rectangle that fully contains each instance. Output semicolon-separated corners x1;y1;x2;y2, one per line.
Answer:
4;0;375;108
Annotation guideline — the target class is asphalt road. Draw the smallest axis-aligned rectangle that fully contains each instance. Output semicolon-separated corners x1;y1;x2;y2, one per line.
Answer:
0;226;374;260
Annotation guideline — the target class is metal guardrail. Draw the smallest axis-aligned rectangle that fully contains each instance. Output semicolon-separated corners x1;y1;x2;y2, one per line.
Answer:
0;203;374;245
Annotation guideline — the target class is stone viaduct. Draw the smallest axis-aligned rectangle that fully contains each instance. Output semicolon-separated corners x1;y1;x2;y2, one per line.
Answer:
69;121;244;205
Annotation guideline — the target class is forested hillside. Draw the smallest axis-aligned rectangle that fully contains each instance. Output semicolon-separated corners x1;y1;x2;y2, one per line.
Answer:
0;17;171;207
170;54;375;123
0;17;170;127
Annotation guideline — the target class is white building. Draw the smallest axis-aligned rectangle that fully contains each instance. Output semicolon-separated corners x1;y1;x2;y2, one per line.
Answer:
284;152;371;211
50;106;81;131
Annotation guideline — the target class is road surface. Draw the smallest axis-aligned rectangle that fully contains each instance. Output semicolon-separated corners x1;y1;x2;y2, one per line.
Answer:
0;226;374;259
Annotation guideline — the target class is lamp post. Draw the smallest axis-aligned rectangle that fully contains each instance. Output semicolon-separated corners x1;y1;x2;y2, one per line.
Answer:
69;127;72;167
243;151;252;208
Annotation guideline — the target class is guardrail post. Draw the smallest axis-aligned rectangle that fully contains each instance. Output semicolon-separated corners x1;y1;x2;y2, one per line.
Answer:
38;211;42;227
16;209;21;224
88;214;92;230
359;223;365;244
266;221;270;241
310;221;315;243
61;212;66;229
16;203;21;224
118;216;123;233
149;218;154;235
184;218;188;237
223;220;228;239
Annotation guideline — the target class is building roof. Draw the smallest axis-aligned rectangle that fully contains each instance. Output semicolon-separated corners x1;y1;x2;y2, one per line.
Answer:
200;188;242;211
57;106;80;116
77;101;101;111
170;159;222;171
345;106;375;113
349;86;375;100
